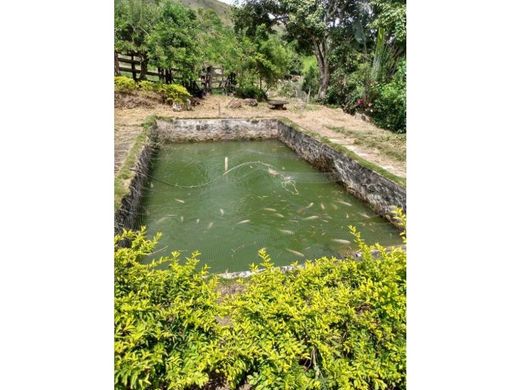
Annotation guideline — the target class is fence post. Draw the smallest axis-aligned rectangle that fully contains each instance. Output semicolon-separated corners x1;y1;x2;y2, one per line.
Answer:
114;51;120;76
130;54;137;81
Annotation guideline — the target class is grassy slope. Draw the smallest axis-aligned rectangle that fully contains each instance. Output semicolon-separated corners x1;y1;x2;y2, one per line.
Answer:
178;0;233;24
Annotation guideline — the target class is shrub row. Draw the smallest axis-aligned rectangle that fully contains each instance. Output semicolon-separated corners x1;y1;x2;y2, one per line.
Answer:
114;76;191;105
115;212;406;389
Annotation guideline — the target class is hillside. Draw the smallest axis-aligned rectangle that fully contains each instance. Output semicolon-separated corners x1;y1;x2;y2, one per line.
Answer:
178;0;233;25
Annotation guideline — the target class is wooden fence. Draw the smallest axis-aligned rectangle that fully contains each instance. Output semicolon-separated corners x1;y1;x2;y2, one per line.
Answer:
114;52;235;92
114;52;182;84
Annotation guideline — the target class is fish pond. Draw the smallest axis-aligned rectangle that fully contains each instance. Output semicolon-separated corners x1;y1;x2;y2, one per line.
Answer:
138;140;401;273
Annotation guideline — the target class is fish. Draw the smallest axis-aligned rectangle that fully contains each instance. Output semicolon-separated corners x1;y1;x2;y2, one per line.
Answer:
279;229;294;235
303;215;319;220
332;238;351;244
337;200;352;206
263;208;277;212
360;212;371;219
207;222;214;229
320;202;325;210
267;168;279;176
286;248;305;257
180;216;184;223
220;208;225;216
236;219;250;224
322;219;329;223
156;216;168;224
175;198;185;204
331;204;338;210
150;182;154;188
196;219;200;224
274;213;285;218
306;202;314;209
345;213;350;219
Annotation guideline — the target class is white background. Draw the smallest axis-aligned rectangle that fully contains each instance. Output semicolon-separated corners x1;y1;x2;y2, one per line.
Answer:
1;0;519;388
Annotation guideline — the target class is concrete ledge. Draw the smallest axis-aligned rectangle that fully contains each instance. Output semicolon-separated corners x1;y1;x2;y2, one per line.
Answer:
155;118;279;142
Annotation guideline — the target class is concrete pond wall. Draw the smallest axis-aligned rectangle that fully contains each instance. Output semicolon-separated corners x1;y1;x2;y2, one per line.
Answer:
115;118;406;233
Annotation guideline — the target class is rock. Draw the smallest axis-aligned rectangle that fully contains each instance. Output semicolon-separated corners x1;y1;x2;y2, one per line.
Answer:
354;112;370;122
243;98;258;107
227;99;242;109
171;102;183;112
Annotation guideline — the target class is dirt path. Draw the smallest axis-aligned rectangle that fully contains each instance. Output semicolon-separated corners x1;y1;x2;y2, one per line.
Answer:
115;95;406;178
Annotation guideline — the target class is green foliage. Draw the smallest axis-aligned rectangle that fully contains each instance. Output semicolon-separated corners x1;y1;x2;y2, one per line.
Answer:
234;84;267;101
156;83;191;105
114;214;406;389
146;0;199;81
137;80;156;92
115;75;138;93
302;56;320;98
115;228;221;389
372;61;406;133
115;0;160;56
114;76;191;106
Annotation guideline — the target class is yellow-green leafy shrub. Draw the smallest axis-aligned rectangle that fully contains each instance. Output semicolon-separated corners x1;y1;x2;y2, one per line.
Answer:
115;75;138;93
137;80;156;92
115;229;222;389
114;213;406;389
114;76;191;106
156;83;191;105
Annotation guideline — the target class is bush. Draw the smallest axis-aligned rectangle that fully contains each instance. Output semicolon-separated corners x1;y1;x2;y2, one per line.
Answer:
137;80;156;92
234;84;267;101
114;76;191;106
372;61;406;133
156;83;191;105
115;229;221;389
115;75;138;93
114;211;406;389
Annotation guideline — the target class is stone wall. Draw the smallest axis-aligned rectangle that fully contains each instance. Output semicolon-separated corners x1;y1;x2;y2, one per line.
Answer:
114;137;156;234
155;118;279;142
278;121;406;224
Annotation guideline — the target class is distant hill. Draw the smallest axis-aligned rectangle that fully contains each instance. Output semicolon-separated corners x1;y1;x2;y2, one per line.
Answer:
178;0;233;25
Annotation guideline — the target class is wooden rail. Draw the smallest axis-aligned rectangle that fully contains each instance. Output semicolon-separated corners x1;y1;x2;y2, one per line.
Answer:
114;52;235;93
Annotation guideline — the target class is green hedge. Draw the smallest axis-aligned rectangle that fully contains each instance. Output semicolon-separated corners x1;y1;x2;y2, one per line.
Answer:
372;61;406;134
114;75;191;105
115;211;406;389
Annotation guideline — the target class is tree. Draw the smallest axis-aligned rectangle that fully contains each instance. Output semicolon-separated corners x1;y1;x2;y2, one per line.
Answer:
235;0;363;100
114;0;160;80
146;0;199;81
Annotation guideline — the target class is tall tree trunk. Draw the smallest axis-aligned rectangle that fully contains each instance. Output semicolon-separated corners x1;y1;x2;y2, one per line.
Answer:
314;40;330;100
139;55;148;80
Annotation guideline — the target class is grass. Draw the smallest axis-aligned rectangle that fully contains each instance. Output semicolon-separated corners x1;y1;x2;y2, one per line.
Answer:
327;126;406;163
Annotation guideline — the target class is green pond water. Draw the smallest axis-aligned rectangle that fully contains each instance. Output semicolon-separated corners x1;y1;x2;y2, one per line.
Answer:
138;140;401;273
